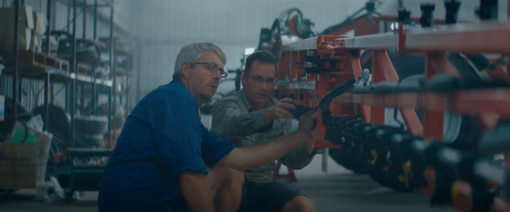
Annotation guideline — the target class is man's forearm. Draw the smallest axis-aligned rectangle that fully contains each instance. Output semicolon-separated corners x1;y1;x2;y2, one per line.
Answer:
220;130;311;171
280;145;314;170
179;173;215;212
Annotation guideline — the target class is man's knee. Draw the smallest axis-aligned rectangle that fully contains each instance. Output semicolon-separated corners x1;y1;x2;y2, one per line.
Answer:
282;195;315;212
208;165;244;190
219;166;244;187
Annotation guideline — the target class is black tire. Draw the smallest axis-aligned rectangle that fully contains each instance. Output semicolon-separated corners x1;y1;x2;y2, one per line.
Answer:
360;50;483;143
75;132;105;148
75;116;108;134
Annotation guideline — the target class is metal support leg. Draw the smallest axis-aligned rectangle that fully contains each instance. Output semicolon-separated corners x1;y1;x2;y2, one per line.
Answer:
107;5;114;147
44;74;50;131
12;0;19;121
71;0;77;147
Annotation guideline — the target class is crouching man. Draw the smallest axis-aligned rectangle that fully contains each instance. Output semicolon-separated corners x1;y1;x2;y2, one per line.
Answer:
98;43;317;212
211;50;316;212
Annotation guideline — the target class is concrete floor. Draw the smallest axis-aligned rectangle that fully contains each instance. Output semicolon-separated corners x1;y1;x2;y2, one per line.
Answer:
0;155;455;212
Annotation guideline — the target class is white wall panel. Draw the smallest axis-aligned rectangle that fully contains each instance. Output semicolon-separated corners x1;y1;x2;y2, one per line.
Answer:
131;1;367;42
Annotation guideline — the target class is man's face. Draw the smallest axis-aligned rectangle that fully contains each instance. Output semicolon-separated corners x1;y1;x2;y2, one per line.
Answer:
241;60;276;106
183;51;225;102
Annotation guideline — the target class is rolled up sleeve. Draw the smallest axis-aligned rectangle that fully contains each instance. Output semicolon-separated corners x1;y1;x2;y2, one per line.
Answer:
211;98;269;139
147;94;208;180
201;126;236;168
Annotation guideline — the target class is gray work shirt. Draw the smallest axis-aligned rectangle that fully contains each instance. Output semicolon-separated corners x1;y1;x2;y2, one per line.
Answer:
210;89;313;183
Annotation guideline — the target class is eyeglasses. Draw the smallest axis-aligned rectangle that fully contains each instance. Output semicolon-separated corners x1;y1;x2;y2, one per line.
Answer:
192;62;228;80
250;76;277;86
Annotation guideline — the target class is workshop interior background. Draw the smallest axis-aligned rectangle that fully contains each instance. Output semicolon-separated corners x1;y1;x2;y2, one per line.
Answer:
0;0;509;212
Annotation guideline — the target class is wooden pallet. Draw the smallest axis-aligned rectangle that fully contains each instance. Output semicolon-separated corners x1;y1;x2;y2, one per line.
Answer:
1;50;69;73
77;63;93;77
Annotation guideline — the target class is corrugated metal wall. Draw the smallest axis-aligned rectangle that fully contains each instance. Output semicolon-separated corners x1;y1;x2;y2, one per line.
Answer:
136;1;367;96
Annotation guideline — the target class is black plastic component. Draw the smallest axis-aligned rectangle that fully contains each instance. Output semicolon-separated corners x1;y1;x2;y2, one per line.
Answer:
289;103;317;129
430;166;456;207
444;0;461;24
465;54;497;71
420;3;436;27
397;9;412;24
368;165;415;193
437;148;496;211
318;80;356;111
341;119;364;131
479;120;510;156
476;0;498;20
289;104;316;120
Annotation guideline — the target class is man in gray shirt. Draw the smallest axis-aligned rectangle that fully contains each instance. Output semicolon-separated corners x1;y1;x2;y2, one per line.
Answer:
211;50;316;212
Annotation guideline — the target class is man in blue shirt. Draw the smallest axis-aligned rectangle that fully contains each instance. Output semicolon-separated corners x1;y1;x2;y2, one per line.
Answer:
97;42;317;212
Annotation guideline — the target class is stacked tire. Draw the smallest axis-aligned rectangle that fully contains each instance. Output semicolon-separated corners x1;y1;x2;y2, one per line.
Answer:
75;116;108;148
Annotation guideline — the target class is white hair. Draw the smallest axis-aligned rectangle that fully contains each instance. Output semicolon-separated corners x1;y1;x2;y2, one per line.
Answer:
173;42;227;79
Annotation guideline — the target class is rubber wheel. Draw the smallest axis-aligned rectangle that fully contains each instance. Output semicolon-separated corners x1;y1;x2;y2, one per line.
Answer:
360;50;483;143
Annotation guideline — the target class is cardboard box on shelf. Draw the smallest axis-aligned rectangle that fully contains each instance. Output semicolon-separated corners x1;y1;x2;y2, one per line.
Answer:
0;122;52;189
0;6;34;52
31;11;48;52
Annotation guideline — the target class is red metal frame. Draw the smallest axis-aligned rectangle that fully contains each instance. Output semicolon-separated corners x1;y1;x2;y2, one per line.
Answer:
276;19;510;211
273;161;297;182
273;7;509;184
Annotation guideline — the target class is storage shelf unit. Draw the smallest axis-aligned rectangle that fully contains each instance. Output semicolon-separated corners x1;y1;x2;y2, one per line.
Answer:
0;0;140;198
0;0;140;147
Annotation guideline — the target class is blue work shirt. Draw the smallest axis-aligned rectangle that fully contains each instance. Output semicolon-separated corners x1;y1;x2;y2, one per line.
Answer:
98;78;236;212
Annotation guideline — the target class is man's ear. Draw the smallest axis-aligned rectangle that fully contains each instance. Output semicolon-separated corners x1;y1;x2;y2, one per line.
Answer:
181;62;191;79
241;72;246;86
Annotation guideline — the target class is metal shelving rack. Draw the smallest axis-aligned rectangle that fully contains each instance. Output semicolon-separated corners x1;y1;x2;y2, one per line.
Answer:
1;0;138;198
2;0;121;146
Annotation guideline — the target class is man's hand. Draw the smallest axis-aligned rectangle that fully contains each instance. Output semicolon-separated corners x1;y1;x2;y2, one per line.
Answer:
219;110;318;172
297;110;318;134
305;129;316;153
264;98;296;124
